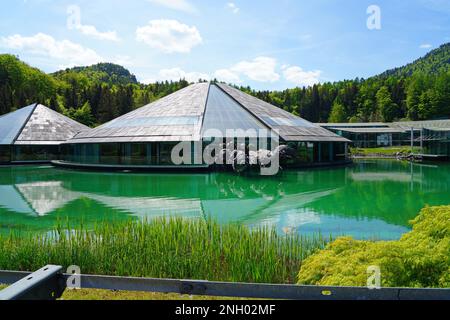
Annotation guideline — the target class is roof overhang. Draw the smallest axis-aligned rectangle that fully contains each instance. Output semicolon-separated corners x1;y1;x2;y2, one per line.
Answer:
14;141;65;145
330;128;406;134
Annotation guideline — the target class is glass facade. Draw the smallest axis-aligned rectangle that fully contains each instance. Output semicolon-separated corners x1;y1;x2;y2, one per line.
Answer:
12;145;59;162
286;141;348;166
423;129;450;157
1;145;59;163
62;142;181;166
0;146;11;163
60;140;349;168
333;130;417;148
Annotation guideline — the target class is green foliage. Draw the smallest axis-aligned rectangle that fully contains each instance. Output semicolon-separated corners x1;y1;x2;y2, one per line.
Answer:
376;86;398;122
0;54;57;114
328;101;347;123
53;63;138;85
0;218;326;284
0;54;190;127
1;43;449;126
234;43;450;123
64;102;96;127
297;206;450;288
350;146;421;156
379;43;450;78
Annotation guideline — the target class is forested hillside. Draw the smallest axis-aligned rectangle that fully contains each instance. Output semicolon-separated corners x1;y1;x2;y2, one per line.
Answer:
378;43;450;78
0;54;189;127
236;43;450;123
0;43;449;127
52;63;138;85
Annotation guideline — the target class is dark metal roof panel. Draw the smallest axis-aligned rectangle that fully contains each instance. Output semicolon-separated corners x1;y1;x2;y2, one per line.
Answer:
69;83;209;143
14;104;89;145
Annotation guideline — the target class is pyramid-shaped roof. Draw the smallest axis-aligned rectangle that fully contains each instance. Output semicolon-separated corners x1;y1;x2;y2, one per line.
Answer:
67;83;348;144
0;103;89;145
71;82;209;144
217;84;348;142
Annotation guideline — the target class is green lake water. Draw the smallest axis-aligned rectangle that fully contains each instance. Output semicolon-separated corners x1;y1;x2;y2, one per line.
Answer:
0;160;449;240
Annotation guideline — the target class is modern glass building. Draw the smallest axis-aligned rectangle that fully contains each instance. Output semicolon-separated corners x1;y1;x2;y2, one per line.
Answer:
0;103;89;164
422;128;450;160
320;120;450;150
56;83;351;170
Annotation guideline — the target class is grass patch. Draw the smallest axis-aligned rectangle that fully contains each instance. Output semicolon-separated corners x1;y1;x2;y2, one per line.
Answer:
60;289;251;300
0;218;326;284
0;285;246;300
351;147;421;157
297;206;450;288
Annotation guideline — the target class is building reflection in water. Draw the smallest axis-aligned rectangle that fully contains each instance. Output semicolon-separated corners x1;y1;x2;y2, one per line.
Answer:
0;160;449;240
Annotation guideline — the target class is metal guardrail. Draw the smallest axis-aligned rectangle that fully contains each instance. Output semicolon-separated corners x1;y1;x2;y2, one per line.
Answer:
0;266;66;300
1;265;449;300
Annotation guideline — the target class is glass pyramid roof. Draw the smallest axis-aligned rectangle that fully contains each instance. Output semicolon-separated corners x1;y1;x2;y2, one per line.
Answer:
202;85;267;138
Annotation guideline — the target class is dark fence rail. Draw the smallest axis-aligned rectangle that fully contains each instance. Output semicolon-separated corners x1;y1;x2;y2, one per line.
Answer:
1;265;449;300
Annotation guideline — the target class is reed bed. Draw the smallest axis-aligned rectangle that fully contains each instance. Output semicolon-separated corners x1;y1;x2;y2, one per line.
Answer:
0;218;327;284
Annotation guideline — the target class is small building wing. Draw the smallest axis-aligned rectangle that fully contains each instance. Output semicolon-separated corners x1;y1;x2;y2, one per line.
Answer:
0;103;89;145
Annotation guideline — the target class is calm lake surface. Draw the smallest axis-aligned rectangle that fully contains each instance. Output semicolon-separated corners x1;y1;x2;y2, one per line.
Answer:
0;160;449;240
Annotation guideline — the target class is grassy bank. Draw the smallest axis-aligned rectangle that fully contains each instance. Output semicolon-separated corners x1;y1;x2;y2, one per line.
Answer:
0;218;326;284
351;147;421;157
0;284;246;300
298;206;450;288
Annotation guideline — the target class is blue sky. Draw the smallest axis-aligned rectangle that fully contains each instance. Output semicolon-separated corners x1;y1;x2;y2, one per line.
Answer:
0;0;449;90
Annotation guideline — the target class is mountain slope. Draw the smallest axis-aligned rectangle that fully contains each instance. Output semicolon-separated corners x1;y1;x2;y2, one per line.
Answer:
53;63;138;85
377;43;450;78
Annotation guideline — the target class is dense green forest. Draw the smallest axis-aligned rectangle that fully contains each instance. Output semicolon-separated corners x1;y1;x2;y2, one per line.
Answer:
236;43;450;123
0;43;449;127
0;56;190;127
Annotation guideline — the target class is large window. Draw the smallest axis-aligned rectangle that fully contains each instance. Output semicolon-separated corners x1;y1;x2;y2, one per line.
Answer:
100;143;120;165
13;145;58;162
159;143;177;165
287;142;314;163
122;143;151;165
84;144;100;164
334;142;347;161
0;146;11;163
319;142;331;162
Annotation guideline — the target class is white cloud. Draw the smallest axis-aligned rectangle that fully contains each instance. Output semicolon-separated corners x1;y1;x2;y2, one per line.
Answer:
158;67;210;82
1;33;103;67
214;69;241;83
419;43;433;49
227;2;240;14
76;25;120;42
136;19;202;53
67;5;120;42
282;65;321;87
230;57;280;82
147;0;197;13
111;55;134;67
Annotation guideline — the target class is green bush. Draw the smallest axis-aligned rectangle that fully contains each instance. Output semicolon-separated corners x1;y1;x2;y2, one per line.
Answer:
297;206;450;288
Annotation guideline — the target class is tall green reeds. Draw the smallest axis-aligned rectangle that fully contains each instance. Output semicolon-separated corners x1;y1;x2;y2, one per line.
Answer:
0;218;327;284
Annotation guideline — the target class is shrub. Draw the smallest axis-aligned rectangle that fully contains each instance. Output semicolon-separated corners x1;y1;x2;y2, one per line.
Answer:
297;206;450;288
